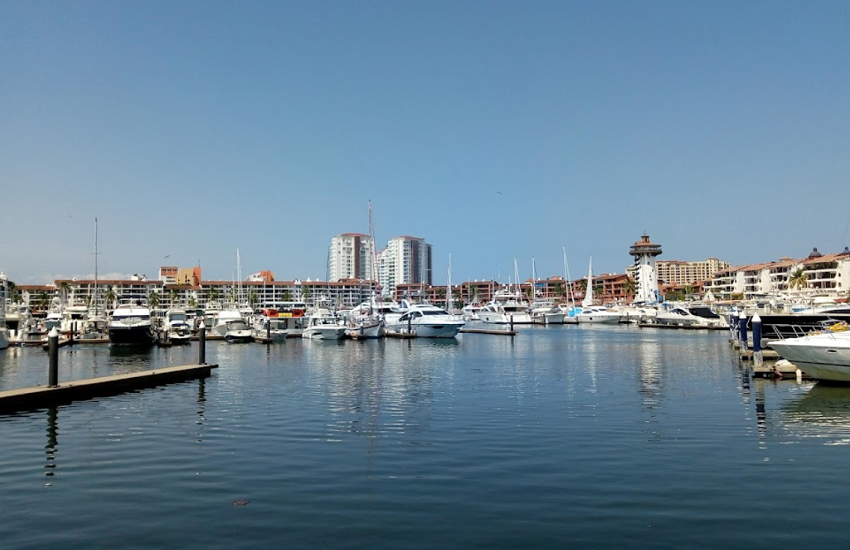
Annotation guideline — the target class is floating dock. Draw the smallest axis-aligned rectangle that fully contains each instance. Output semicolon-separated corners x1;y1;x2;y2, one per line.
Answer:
638;323;728;331
459;328;517;336
0;363;218;414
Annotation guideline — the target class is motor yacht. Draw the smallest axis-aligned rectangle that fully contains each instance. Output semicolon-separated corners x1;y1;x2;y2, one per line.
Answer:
302;307;347;340
479;289;532;324
224;319;253;343
769;326;850;382
385;302;465;338
108;299;154;345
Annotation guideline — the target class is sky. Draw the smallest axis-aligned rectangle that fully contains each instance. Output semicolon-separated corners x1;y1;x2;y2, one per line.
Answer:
2;1;849;285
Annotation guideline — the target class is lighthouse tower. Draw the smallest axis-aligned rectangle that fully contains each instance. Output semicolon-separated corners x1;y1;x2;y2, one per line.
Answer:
629;234;663;304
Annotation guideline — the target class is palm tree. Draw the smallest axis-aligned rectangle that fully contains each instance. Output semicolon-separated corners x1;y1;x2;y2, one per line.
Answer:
683;285;694;300
789;268;809;291
36;291;50;312
623;278;636;297
58;281;71;307
188;297;198;309
207;287;220;304
301;286;311;304
282;290;292;302
104;285;117;311
149;290;161;309
227;285;237;304
169;289;179;308
248;290;258;310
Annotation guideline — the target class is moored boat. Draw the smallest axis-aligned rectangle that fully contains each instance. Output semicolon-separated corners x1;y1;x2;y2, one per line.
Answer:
108;300;155;345
769;325;850;382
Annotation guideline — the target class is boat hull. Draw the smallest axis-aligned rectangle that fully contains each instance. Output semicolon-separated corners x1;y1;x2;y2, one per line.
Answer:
302;327;347;340
108;326;155;345
770;332;850;382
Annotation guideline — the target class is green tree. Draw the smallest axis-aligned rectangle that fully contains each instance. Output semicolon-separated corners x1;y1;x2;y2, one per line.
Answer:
149;290;161;309
789;268;809;291
623;278;636;296
169;289;179;308
207;287;220;304
104;286;117;311
248;289;258;310
58;281;71;306
282;290;292;302
188;297;198;309
36;291;50;312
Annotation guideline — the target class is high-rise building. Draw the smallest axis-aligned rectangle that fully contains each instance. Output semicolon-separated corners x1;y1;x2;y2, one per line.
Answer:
329;233;375;282
378;236;432;296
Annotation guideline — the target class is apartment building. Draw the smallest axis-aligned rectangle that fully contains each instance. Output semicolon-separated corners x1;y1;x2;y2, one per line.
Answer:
329;233;376;282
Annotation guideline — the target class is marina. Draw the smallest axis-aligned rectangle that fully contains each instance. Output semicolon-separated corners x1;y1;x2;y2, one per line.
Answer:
2;325;850;549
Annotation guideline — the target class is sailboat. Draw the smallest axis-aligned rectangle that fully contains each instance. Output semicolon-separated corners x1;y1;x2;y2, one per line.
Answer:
345;201;384;339
527;256;565;324
575;257;620;324
479;258;533;324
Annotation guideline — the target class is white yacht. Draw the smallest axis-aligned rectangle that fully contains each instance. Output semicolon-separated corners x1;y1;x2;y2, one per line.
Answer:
224;319;253;343
575;306;622;324
528;299;566;325
302;307;347;340
769;327;850;382
654;305;727;328
108;299;154;345
385;302;465;338
252;310;290;341
164;309;192;344
479;288;533;325
461;302;484;321
210;307;245;337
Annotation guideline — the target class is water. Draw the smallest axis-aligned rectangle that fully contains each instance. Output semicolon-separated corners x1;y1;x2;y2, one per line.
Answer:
2;325;850;549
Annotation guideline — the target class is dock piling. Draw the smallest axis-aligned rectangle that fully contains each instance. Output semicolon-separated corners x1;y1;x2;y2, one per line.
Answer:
738;314;748;353
48;328;59;388
752;313;763;368
198;322;206;365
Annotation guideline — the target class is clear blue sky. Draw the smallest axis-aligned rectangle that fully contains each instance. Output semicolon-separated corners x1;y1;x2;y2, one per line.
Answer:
2;1;849;285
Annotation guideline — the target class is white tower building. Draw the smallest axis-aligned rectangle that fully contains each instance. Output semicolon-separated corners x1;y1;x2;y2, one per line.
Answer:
629;234;663;304
329;233;375;282
378;236;432;297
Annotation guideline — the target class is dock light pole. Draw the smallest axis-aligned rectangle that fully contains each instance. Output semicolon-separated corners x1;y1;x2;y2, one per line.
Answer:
48;327;59;387
198;321;206;365
752;313;763;368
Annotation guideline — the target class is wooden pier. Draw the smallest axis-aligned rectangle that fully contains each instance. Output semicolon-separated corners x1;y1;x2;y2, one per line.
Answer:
0;363;218;414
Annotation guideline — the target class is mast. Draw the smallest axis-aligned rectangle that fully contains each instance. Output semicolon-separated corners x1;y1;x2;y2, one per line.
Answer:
368;200;380;302
236;248;243;306
447;253;453;312
92;218;101;317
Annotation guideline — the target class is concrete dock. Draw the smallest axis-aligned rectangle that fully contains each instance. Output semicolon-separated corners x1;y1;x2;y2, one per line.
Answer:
0;363;218;414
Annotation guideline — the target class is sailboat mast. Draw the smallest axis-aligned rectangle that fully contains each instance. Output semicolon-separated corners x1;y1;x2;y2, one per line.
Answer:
447;253;453;311
93;218;99;316
368;200;380;301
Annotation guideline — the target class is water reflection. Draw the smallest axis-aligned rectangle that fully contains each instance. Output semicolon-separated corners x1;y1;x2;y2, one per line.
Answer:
782;384;850;445
44;407;58;479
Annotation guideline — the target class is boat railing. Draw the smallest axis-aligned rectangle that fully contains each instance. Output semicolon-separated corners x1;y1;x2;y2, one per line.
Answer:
768;321;848;341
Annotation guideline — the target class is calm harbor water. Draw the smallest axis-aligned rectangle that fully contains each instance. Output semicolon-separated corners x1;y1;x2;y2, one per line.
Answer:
2;324;850;549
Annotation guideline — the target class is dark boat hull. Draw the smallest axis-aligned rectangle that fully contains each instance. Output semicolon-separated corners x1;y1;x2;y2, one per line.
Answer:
108;326;155;345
